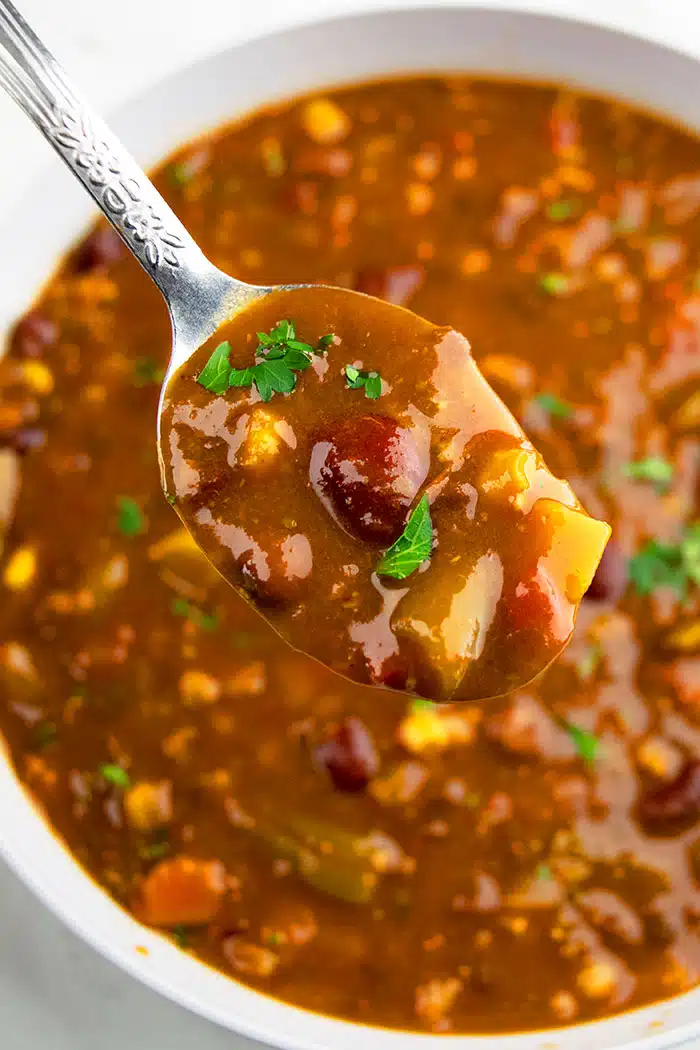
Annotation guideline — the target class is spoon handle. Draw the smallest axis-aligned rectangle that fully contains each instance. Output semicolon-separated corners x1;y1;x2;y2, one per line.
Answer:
0;0;236;344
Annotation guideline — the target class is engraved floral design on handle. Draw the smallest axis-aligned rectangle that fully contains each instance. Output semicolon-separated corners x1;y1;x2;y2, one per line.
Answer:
42;96;185;271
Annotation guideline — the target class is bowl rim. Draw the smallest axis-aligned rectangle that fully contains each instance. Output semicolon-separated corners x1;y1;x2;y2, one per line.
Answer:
1;5;700;1050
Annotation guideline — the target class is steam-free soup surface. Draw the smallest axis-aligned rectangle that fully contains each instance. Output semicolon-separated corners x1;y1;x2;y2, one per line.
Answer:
162;284;608;703
1;77;700;1033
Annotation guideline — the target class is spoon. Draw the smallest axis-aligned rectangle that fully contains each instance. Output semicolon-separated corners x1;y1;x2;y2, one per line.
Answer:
0;0;611;704
0;0;265;446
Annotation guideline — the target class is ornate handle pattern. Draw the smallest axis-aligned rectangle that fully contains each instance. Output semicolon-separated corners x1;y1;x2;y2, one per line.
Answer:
0;0;236;331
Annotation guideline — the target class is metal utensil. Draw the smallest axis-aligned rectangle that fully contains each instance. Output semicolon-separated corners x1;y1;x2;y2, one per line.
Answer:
0;0;276;460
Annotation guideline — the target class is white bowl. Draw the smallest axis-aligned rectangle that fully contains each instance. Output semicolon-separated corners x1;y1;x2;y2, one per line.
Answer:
1;6;699;1050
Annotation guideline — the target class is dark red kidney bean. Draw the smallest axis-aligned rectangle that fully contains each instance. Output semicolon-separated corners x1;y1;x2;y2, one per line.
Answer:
314;717;379;793
238;530;313;608
12;311;58;358
638;759;700;830
585;540;627;602
310;414;429;545
354;264;424;306
74;226;124;273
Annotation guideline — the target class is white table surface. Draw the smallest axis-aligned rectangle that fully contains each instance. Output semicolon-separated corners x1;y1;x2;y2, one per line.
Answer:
2;0;700;1046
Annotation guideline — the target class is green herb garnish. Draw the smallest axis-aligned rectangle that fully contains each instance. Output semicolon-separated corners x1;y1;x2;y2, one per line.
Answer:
98;763;131;789
344;364;383;400
539;272;570;296
563;722;600;764
34;721;57;750
172;925;190;949
536;863;552;881
117;497;145;537
172;597;218;632
546;200;576;221
534;392;573;419
197;321;332;403
133;357;165;387
628;524;700;597
376;495;433;580
411;697;436;712
165;493;177;506
623;456;673;490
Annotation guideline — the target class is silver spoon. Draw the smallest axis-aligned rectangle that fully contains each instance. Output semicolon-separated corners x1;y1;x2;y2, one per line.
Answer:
0;0;269;462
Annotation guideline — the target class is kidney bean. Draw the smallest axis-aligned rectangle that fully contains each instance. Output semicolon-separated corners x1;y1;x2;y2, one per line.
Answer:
12;311;58;359
585;540;627;602
74;226;124;273
354;264;424;306
314;716;379;792
310;414;428;544
638;759;700;830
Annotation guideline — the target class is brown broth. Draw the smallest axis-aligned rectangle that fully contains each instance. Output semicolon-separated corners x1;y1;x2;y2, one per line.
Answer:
1;77;700;1034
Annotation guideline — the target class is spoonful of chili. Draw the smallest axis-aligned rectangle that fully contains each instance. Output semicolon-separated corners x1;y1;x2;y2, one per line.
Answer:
0;0;611;704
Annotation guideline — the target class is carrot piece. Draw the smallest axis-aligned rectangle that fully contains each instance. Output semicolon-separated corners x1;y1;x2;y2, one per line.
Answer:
137;855;226;927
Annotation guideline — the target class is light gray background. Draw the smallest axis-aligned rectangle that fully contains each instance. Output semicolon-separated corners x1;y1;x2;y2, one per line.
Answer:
1;0;700;1046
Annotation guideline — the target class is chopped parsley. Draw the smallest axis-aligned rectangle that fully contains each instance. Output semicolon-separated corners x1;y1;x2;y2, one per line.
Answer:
539;272;570;296
563;722;601;764
171;597;218;632
165;492;177;506
344;364;383;399
536;863;552;881
117;496;145;537
98;763;131;789
628;523;700;597
546;200;576;221
376;495;433;580
133;356;165;387
34;721;57;750
172;925;190;949
410;697;436;712
196;321;333;403
534;392;573;420
623;456;673;490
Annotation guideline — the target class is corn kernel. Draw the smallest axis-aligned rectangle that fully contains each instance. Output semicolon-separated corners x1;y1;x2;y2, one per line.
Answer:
301;98;351;144
3;545;36;590
179;670;221;707
125;780;173;831
19;361;53;395
577;959;618;999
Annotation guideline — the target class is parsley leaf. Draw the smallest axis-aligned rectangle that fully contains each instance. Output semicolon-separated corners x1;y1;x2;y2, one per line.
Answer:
171;597;218;632
133;357;165;387
98;763;131;789
197;341;231;395
546;200;577;221
534;392;573;419
117;497;145;537
197;322;331;402
563;722;600;764
34;721;57;750
628;524;700;596
344;364;383;399
411;697;436;712
539;272;570;296
376;495;433;580
623;456;673;490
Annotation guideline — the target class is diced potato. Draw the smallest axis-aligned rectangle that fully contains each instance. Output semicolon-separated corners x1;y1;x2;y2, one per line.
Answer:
179;670;221;707
393;552;504;702
398;707;476;754
226;661;266;697
223;938;280;977
576;958;619;999
137;855;226;926
369;759;430;805
148;527;219;585
125;780;173;832
3;545;36;590
533;499;611;604
415;977;463;1025
300;98;351;144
